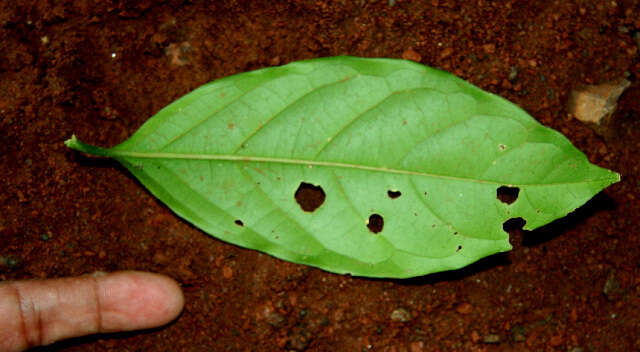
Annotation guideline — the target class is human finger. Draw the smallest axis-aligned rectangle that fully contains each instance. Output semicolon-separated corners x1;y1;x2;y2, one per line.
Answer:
0;271;184;352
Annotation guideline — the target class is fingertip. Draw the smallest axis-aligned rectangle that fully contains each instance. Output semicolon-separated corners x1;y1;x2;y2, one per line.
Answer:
133;271;185;325
98;271;184;331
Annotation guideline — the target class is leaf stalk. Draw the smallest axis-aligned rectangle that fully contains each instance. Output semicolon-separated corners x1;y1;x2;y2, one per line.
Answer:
64;135;113;157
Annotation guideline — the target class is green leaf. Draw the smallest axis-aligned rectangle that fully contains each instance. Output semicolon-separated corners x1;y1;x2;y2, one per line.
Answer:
66;56;619;278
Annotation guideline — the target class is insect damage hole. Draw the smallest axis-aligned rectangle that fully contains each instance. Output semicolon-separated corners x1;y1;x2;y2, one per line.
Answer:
295;182;326;212
502;217;526;232
387;190;401;199
497;186;520;205
367;214;384;234
234;220;244;226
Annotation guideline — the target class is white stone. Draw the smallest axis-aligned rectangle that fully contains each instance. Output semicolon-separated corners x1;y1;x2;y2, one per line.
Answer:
567;79;630;137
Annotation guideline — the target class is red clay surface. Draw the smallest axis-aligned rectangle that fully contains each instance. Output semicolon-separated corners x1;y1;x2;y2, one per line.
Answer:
1;1;639;351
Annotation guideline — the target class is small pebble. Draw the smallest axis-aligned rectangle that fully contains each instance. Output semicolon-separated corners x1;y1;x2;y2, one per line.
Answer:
152;251;170;265
511;325;526;342
549;334;563;347
390;308;411;322
455;303;473;315
603;270;621;301
483;334;501;344
439;47;454;59
266;311;284;327
259;304;285;327
222;266;233;279
482;43;496;54
402;48;422;62
269;56;280;66
567;79;630;137
508;66;519;82
0;255;19;269
409;341;424;352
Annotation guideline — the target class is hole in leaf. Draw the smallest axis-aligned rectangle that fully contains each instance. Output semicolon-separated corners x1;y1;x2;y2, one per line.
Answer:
502;217;526;232
497;186;519;204
367;214;384;234
234;220;244;227
456;245;462;252
295;182;325;212
387;190;401;199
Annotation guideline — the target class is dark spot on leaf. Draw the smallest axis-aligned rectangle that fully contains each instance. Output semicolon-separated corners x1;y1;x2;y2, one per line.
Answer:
234;220;244;226
387;190;401;199
502;217;526;232
295;182;325;212
367;214;384;234
497;186;519;204
456;245;462;252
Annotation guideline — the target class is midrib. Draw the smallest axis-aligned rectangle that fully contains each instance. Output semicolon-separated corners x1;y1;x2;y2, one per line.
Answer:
109;149;616;187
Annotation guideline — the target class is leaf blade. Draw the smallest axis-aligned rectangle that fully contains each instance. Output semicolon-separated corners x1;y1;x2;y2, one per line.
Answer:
66;56;619;278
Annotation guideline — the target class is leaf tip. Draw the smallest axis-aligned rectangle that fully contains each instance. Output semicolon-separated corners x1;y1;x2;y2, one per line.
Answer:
613;171;622;183
603;169;622;189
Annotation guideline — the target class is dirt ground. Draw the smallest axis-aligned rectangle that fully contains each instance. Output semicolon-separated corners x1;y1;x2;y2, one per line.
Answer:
1;1;639;351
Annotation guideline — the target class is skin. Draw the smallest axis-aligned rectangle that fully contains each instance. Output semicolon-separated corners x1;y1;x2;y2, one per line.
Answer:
0;271;184;352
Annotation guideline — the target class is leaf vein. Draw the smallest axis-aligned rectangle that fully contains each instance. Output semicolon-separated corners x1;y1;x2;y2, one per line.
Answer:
233;77;356;153
312;90;395;159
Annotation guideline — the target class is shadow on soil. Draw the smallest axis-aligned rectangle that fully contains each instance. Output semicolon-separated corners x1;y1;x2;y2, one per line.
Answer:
30;322;177;352
519;192;616;247
68;148;124;170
